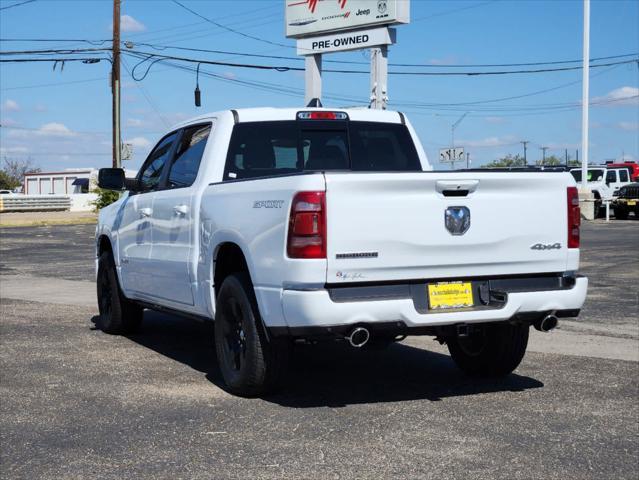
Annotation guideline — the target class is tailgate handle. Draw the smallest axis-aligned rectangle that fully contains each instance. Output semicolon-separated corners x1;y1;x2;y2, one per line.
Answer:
436;180;479;197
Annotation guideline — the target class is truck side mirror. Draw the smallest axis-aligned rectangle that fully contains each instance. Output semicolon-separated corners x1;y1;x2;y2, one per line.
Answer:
98;168;126;191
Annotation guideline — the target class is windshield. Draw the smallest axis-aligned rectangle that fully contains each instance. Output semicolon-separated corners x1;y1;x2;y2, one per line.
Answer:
571;169;605;182
223;120;422;180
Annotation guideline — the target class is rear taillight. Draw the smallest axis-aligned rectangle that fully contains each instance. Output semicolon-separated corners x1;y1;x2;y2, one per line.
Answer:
567;186;580;248
287;191;326;259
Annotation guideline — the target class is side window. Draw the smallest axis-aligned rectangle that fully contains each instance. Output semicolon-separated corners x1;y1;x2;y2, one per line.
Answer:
167;124;211;189
619;169;629;182
139;132;179;192
606;170;616;184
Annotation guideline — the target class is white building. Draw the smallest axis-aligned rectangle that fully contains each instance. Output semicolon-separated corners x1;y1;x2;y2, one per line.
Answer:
23;168;95;196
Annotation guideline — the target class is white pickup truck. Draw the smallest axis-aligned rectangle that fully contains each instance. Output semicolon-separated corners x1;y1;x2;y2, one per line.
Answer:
96;108;588;396
570;166;633;217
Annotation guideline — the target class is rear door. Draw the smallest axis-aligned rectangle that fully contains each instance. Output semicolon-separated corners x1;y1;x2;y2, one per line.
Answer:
148;122;212;305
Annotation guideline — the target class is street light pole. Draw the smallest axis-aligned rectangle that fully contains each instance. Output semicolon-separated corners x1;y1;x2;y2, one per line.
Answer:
520;140;529;165
451;111;468;170
580;0;590;191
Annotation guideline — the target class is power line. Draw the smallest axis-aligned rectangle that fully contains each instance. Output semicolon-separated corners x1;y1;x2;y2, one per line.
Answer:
0;0;37;11
0;48;112;55
0;57;106;63
123;49;638;77
125;41;638;68
413;0;497;22
120;56;171;129
4;39;636;69
122;3;278;39
0;38;110;45
124;53;637;117
0;76;107;91
170;0;294;50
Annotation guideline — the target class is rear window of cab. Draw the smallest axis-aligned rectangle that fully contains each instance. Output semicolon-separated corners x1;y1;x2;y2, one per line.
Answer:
223;120;421;181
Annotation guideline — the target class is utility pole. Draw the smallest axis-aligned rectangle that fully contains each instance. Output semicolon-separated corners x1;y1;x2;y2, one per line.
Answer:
565;148;568;164
541;146;548;165
112;0;121;169
580;0;590;191
451;112;468;170
520;140;529;165
466;152;470;169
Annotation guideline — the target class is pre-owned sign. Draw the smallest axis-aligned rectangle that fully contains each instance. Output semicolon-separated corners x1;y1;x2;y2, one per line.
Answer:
286;0;409;39
297;27;395;55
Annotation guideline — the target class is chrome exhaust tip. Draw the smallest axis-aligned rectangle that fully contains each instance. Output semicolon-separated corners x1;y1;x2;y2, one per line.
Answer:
347;327;370;348
535;314;558;332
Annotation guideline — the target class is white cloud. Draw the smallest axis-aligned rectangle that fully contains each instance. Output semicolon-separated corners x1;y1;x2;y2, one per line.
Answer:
0;117;18;127
37;122;75;137
34;104;47;113
483;116;506;124
458;136;517;148
594;86;639;106
0;146;29;154
126;118;144;127
616;121;639;131
428;56;458;66
2;99;19;112
124;136;151;149
120;15;146;33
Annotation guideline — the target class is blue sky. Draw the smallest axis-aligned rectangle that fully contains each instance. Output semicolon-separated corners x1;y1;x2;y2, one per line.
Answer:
1;0;638;172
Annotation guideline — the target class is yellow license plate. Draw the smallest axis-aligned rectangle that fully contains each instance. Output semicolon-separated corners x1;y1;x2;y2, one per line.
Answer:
627;200;637;206
428;282;474;310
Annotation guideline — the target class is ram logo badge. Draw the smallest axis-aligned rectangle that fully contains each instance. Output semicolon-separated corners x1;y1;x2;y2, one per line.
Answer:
445;206;471;236
531;243;562;250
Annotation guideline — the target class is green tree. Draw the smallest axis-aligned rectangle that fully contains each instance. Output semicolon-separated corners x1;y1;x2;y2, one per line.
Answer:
483;154;526;168
537;155;563;166
0;170;19;190
1;156;40;189
90;188;121;212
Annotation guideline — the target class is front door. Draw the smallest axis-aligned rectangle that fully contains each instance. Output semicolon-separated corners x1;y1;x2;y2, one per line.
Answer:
149;123;212;305
118;131;179;297
118;191;156;294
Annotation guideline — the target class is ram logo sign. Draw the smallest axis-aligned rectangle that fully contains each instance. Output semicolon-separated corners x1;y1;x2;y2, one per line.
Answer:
445;206;471;236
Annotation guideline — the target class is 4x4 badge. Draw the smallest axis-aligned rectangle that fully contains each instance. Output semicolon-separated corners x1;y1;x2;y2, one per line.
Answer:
531;243;562;250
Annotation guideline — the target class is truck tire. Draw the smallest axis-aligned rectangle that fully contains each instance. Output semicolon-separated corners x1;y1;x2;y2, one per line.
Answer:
614;207;629;220
593;200;602;219
96;251;143;334
447;322;529;377
214;273;289;397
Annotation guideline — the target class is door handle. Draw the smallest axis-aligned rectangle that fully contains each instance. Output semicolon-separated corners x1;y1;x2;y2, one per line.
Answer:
173;204;189;215
139;207;152;218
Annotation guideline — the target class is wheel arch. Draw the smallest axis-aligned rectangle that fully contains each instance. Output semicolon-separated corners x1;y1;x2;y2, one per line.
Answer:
213;241;253;299
97;234;113;256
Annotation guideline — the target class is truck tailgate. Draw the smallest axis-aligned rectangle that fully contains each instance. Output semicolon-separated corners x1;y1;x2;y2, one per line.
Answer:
324;172;573;283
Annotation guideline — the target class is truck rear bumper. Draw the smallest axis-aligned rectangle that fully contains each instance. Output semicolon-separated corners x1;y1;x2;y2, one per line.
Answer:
278;276;588;333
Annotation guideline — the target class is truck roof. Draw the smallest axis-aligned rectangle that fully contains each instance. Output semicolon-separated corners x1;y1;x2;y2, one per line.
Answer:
172;107;404;130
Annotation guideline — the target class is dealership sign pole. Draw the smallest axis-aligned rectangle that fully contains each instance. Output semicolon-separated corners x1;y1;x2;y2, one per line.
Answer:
286;0;410;109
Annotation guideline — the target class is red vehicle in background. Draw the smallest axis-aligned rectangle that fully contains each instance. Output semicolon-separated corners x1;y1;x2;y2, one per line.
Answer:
606;161;639;181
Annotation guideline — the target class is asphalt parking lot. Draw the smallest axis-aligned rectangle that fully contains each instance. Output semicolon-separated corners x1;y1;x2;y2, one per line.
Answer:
1;220;638;479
